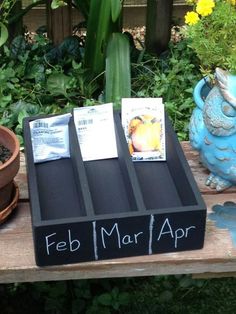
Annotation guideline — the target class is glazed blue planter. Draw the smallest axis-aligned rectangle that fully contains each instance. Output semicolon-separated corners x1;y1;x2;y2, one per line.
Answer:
189;68;236;191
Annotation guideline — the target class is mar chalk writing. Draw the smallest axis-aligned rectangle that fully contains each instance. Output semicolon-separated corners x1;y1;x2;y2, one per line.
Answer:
100;222;144;249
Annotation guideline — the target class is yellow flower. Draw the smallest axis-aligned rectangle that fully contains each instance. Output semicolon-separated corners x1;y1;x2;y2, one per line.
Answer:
196;0;215;16
229;0;236;5
185;11;200;25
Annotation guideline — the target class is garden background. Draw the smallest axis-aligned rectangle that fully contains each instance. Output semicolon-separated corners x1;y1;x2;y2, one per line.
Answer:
1;1;236;313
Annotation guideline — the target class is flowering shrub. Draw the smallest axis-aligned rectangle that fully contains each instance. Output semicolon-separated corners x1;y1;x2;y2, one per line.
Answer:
184;0;236;76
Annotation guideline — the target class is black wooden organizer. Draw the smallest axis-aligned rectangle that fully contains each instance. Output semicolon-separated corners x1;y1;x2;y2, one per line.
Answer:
23;112;206;267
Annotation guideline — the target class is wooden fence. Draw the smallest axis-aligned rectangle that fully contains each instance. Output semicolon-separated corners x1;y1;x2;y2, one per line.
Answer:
22;1;188;33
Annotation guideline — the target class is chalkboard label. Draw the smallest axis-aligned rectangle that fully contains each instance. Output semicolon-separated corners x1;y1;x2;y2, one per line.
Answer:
35;211;205;266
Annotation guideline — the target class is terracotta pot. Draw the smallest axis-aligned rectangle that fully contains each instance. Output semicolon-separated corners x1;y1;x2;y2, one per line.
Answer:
0;126;20;213
0;182;19;224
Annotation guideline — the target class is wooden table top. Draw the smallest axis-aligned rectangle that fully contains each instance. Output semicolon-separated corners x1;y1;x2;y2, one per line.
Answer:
0;142;236;283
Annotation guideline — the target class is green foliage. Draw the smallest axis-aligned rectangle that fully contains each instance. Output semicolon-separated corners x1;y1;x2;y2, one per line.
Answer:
51;0;68;9
0;1;48;46
0;22;8;47
0;0;16;46
0;0;16;24
75;0;129;107
0;278;131;314
0;33;202;142
185;1;236;75
46;73;73;98
131;40;202;140
1;275;236;313
87;286;130;314
84;0;121;76
105;32;131;108
0;34;101;144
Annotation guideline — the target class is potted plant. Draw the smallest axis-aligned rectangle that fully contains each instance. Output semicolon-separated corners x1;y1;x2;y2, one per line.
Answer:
184;0;236;77
0;126;20;224
185;0;236;191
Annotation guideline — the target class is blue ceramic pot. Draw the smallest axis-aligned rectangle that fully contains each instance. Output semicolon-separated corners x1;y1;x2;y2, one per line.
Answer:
189;68;236;191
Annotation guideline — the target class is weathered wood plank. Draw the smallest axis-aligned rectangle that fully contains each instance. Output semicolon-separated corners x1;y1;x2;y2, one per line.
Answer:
181;142;236;195
0;192;236;283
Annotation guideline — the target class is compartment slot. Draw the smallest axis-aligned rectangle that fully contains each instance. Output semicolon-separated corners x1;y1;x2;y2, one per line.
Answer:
165;117;198;206
84;158;137;215
36;158;87;220
134;162;182;210
23;114;91;221
132;115;198;210
69;119;95;217
83;112;146;216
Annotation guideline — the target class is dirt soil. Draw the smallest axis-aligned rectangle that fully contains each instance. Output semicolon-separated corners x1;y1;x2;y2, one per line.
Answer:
0;144;12;165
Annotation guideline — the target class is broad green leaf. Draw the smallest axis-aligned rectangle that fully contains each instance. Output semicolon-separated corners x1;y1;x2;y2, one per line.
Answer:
159;290;173;303
0;22;8;47
105;33;131;108
17;109;29;126
84;0;112;75
47;73;72;97
58;36;82;60
0;95;12;108
118;292;130;305
10;100;40;118
25;64;45;81
111;0;122;22
97;293;112;306
179;276;195;288
10;36;27;59
51;0;67;9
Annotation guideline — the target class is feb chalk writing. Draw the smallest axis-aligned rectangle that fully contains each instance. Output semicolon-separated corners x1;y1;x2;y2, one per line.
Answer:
43;216;197;259
45;230;80;255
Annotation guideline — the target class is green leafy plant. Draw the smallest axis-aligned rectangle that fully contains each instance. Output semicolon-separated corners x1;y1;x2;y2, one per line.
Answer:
75;0;131;105
51;0;68;9
0;33;101;143
105;32;131;108
0;0;16;46
184;0;236;76
0;1;47;46
2;275;236;313
131;39;201;140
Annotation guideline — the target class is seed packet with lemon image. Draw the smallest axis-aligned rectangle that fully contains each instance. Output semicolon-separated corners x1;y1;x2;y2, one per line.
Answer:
122;98;166;161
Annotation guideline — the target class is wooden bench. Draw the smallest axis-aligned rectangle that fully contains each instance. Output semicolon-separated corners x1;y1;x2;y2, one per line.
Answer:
0;142;236;284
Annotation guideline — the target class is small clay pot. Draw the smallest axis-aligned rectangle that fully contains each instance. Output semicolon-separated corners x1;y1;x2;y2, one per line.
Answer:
0;126;20;214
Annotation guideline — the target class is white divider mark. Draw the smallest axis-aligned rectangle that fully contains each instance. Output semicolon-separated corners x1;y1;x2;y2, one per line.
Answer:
92;221;98;260
149;215;154;255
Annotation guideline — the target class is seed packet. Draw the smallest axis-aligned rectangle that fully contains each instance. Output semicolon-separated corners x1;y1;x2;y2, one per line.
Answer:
73;103;118;161
30;113;72;163
122;98;166;161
